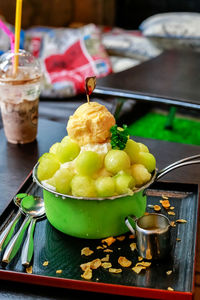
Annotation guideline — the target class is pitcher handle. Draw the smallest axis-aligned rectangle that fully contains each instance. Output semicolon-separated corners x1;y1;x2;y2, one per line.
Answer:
125;215;137;235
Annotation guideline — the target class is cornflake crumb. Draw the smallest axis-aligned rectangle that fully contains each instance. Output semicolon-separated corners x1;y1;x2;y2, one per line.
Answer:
89;258;101;269
136;261;151;267
102;262;112;269
56;269;62;274
176;219;187;223
81;266;92;280
43;261;49;267
153;205;161;212
116;235;125;241
132;266;146;274
160;200;170;209
103;249;113;253
80;259;101;271
170;221;176;227
96;246;104;250
168;287;174;291
129;234;135;239
138;256;143;261
162;195;169;199
101;237;116;246
132;260;151;274
166;270;172;275
176;238;181;242
118;256;132;267
168;211;175;216
101;254;110;262
26;266;33;274
81;247;94;256
130;242;137;251
109;268;122;274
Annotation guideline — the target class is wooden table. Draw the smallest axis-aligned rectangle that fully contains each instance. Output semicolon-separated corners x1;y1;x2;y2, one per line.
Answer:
0;119;200;299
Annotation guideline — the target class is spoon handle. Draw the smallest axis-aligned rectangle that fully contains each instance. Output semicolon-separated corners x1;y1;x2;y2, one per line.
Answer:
2;215;31;263
0;210;22;251
21;218;36;266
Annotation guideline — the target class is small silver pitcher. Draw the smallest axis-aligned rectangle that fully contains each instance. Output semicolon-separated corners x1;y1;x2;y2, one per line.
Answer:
125;213;171;260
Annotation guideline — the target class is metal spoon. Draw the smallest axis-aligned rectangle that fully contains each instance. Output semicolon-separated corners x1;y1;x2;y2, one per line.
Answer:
21;202;45;266
2;195;45;264
0;193;27;251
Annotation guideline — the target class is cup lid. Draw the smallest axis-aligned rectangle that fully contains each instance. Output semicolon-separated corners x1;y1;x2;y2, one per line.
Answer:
0;49;41;82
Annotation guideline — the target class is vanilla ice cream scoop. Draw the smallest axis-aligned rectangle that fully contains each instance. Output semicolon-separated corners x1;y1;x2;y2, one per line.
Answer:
67;102;116;145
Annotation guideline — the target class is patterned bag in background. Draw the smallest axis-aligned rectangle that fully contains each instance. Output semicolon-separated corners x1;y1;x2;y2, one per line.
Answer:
102;27;161;61
101;27;161;73
25;24;112;98
140;12;200;51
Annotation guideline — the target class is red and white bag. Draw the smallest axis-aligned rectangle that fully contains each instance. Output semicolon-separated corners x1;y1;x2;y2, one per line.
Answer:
27;24;112;98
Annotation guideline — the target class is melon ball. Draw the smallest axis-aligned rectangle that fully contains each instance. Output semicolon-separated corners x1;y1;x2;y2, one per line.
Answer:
131;164;151;187
104;149;131;174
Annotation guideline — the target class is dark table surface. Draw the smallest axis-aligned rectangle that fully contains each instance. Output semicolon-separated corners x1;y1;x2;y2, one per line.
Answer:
95;50;200;111
0;118;200;299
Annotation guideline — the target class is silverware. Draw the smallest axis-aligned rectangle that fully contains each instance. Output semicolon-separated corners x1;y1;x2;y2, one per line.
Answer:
21;212;45;267
2;195;45;264
0;193;27;251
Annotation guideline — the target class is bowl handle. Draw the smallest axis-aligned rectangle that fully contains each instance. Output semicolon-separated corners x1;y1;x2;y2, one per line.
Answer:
156;155;200;181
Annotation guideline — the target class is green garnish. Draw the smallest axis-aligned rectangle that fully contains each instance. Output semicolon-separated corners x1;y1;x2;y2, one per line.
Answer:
110;125;129;150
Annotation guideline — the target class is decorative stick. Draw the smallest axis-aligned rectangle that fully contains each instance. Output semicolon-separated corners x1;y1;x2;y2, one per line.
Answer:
85;76;96;104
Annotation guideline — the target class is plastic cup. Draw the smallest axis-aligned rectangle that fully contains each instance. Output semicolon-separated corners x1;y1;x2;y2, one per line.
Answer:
0;49;41;144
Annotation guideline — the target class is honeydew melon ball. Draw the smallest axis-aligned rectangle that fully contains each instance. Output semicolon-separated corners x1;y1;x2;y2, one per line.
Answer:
104;149;131;174
137;152;156;173
49;168;74;194
37;153;60;181
75;151;102;176
55;138;80;163
115;171;135;195
93;168;112;179
137;142;149;153
61;136;70;143
71;175;97;197
131;164;151;187
95;176;116;197
124;139;140;164
49;142;60;154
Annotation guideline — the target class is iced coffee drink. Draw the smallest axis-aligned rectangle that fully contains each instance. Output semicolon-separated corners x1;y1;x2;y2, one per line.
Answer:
0;50;41;144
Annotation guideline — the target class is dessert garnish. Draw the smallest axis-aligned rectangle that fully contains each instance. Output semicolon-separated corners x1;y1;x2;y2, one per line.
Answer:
110;124;129;150
85;76;96;103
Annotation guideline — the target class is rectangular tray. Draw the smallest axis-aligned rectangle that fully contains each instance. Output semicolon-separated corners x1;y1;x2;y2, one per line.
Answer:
0;173;199;300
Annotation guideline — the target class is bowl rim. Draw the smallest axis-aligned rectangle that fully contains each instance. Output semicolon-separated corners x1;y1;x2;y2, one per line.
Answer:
32;163;157;201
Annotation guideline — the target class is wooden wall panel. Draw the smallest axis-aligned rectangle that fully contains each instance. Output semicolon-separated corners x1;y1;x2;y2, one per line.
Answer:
73;0;115;26
0;0;115;28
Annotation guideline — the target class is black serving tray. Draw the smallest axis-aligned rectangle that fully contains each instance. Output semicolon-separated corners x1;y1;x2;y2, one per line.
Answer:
0;172;198;300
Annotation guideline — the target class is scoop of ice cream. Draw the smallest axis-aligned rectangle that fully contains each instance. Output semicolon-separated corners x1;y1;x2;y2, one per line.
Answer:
67;102;116;145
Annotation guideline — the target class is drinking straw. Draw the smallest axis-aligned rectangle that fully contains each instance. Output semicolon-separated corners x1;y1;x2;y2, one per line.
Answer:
0;19;15;51
13;0;23;75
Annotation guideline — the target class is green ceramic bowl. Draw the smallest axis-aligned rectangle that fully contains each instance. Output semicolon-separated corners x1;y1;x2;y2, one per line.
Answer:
33;164;156;239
